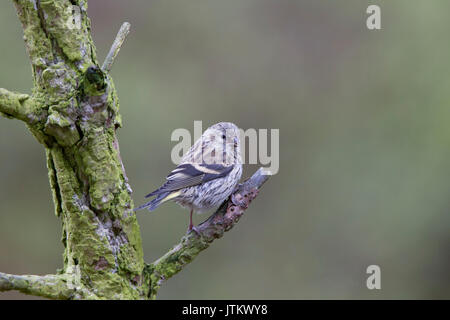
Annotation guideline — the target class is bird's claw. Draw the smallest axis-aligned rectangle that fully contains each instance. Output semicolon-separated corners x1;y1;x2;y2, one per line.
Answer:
188;225;201;236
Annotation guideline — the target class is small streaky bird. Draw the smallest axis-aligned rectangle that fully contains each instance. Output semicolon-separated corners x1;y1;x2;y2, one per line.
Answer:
135;122;243;231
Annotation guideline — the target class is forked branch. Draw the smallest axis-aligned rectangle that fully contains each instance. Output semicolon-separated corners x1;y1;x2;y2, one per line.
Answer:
1;0;271;300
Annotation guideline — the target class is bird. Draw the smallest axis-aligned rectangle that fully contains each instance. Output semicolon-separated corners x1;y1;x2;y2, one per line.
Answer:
135;122;243;232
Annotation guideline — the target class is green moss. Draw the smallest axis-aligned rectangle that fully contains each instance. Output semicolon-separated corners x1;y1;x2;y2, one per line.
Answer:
105;77;122;128
39;0;83;61
14;0;54;67
76;129;121;210
45;111;80;147
46;149;62;217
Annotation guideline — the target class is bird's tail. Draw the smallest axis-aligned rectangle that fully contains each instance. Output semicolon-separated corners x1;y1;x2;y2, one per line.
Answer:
134;190;180;212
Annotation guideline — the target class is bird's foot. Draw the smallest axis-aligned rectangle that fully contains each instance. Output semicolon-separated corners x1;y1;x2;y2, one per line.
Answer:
187;225;201;236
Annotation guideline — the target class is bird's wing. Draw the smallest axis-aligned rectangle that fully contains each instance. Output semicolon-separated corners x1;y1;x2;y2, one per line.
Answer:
145;163;234;198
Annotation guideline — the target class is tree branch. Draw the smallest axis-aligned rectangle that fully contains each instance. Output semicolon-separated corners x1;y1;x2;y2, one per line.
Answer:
0;272;82;299
102;22;131;72
0;88;36;124
146;168;271;298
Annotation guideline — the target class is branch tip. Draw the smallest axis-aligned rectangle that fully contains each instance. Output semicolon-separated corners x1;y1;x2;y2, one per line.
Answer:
0;88;35;124
102;22;131;72
0;272;77;299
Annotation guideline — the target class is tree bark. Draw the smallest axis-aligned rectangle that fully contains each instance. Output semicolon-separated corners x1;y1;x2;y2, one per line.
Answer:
0;0;270;300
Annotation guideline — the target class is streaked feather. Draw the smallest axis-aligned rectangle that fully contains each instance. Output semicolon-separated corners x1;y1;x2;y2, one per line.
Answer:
145;163;234;198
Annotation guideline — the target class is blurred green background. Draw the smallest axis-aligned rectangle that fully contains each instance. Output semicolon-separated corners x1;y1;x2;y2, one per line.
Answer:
1;0;449;299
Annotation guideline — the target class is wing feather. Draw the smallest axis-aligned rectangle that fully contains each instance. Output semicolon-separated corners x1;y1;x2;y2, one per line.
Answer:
145;163;234;198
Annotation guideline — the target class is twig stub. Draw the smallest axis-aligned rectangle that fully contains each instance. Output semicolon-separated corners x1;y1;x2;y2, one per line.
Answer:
102;22;131;72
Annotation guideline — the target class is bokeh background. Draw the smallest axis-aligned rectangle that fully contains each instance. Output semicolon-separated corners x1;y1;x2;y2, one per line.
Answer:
1;0;449;299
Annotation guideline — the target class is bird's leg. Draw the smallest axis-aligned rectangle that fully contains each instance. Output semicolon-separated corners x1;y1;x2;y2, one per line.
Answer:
187;208;201;235
188;208;194;231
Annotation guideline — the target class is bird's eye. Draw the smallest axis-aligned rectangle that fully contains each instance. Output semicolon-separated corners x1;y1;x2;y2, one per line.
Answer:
222;134;226;139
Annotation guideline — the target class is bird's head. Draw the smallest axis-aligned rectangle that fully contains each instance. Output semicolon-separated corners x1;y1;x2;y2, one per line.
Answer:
189;122;242;165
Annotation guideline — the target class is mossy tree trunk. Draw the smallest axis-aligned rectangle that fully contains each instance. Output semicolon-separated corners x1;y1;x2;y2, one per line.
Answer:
0;0;269;300
1;0;145;299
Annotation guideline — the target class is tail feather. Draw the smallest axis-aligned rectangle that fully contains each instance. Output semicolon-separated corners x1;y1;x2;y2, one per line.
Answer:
135;192;170;211
134;190;181;212
144;189;159;198
145;180;175;198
